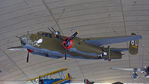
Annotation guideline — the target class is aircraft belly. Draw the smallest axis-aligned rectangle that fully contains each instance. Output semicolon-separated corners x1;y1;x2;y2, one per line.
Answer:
24;44;63;58
104;51;122;59
32;50;98;59
24;44;99;59
69;48;97;56
68;48;99;59
32;50;64;58
69;52;98;59
24;44;122;60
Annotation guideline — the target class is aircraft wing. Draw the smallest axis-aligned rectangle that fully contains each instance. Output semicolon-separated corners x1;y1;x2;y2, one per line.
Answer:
84;35;142;46
7;46;26;51
110;67;134;71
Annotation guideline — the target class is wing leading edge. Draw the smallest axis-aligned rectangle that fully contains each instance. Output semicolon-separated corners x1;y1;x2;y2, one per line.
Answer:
110;67;134;71
85;35;142;46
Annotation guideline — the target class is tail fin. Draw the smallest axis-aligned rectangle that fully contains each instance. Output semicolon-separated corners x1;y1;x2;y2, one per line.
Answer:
129;33;139;55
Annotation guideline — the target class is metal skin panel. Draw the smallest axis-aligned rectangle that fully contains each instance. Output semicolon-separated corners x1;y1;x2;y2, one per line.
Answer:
8;31;142;60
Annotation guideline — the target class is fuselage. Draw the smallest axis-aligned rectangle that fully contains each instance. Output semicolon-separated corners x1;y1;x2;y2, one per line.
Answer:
21;31;122;60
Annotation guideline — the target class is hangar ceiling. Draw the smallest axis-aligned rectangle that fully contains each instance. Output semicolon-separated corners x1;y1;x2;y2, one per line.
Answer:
0;0;149;83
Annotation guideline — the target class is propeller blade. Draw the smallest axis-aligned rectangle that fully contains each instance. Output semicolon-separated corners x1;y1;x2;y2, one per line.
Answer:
69;32;78;40
108;46;111;61
66;32;78;44
27;51;29;63
65;49;67;60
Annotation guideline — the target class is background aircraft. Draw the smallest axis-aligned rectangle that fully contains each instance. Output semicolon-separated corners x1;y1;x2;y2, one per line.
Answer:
8;28;142;63
110;66;149;79
110;44;148;80
26;68;71;84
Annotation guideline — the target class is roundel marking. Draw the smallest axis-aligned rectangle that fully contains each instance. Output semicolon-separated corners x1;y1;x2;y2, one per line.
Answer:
63;37;73;50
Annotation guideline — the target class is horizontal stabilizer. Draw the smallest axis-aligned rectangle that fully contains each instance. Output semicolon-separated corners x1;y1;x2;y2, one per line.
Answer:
111;48;128;52
7;46;26;51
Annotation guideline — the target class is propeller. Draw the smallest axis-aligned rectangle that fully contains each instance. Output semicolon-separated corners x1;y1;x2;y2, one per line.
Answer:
26;49;34;63
48;27;78;60
63;32;78;60
66;32;78;44
27;50;29;63
65;49;67;60
107;46;111;61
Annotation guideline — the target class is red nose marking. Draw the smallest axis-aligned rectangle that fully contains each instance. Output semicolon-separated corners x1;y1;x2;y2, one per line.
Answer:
63;37;73;50
27;49;34;53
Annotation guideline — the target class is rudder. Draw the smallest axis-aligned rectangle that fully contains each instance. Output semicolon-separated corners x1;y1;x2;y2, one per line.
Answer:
129;33;139;55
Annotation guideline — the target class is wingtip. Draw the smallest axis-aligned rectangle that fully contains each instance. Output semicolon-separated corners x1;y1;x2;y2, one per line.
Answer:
132;35;142;40
7;46;27;51
7;48;15;51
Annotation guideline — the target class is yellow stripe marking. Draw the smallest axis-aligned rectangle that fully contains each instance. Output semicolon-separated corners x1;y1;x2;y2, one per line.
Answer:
132;45;138;48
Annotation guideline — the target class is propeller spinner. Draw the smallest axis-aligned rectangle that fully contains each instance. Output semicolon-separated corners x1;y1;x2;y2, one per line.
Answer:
62;32;78;60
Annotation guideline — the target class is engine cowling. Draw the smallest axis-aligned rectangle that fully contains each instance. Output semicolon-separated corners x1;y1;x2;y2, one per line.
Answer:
63;37;73;50
99;46;111;61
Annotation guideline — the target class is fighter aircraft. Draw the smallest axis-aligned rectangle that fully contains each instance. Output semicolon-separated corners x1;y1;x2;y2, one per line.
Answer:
8;27;142;63
110;66;149;79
